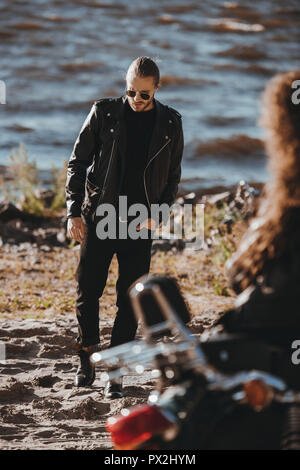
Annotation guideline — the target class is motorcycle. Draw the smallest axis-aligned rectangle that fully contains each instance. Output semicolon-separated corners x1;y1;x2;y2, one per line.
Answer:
90;275;300;450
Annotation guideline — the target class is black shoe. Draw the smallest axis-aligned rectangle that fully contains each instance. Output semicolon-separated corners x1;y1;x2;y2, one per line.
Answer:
104;381;124;399
74;344;99;387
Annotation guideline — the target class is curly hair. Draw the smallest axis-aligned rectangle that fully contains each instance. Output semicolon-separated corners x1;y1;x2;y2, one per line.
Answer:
226;70;300;293
126;56;160;88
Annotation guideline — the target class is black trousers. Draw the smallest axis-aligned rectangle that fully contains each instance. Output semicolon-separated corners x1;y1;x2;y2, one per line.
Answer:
75;220;153;348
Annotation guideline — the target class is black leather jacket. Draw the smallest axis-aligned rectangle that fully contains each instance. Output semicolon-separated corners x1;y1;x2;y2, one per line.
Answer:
65;94;184;225
218;211;300;344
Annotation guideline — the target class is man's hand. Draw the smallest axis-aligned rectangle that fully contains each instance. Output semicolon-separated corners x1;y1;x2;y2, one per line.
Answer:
67;217;85;243
136;218;157;231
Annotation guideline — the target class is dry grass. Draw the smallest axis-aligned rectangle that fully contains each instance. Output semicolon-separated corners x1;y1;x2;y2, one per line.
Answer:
0;143;67;216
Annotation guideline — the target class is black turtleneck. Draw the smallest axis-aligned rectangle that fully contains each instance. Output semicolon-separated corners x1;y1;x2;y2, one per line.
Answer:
119;100;156;211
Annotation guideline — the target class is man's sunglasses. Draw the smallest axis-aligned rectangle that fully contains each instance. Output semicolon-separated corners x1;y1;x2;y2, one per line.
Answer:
126;90;151;101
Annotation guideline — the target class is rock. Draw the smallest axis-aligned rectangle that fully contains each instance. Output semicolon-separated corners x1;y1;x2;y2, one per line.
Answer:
222;214;234;234
151;237;185;254
0;201;26;222
33;189;55;208
0;221;36;244
183;192;197;205
232;180;260;216
57;229;66;244
205;191;231;206
175;196;184;205
0;200;44;223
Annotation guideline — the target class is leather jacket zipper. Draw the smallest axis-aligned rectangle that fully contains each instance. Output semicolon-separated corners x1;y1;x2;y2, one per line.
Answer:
92;139;116;221
143;138;171;209
101;139;116;197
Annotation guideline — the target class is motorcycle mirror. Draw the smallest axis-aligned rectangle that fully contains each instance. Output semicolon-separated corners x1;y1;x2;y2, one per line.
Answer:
128;274;191;341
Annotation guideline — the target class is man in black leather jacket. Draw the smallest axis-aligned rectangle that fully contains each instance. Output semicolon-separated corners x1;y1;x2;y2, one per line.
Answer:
65;57;184;397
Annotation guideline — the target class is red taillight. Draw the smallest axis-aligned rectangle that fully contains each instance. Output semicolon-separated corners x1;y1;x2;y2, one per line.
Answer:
243;379;273;411
106;404;174;450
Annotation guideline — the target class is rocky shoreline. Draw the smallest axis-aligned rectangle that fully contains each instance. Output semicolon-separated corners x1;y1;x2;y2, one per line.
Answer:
0;179;263;247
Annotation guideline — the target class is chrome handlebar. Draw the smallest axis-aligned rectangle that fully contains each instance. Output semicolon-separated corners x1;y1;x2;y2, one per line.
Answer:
90;275;300;404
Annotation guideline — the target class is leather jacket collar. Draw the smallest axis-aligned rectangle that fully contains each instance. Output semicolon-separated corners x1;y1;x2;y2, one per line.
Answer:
112;94;171;168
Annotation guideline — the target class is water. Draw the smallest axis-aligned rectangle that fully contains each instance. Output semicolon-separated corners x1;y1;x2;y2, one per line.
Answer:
1;0;300;190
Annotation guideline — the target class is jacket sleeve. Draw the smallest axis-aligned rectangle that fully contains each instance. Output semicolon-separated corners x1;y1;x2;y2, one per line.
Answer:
158;116;184;225
65;102;100;219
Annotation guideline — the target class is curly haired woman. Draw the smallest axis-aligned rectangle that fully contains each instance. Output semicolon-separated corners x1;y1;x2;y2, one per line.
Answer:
219;70;300;345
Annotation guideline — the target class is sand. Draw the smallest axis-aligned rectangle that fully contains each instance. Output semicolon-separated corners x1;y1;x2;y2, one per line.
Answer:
0;184;254;450
0;298;228;451
0;314;158;450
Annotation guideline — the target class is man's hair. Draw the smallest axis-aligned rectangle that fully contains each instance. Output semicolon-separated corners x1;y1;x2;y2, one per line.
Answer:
126;56;160;87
